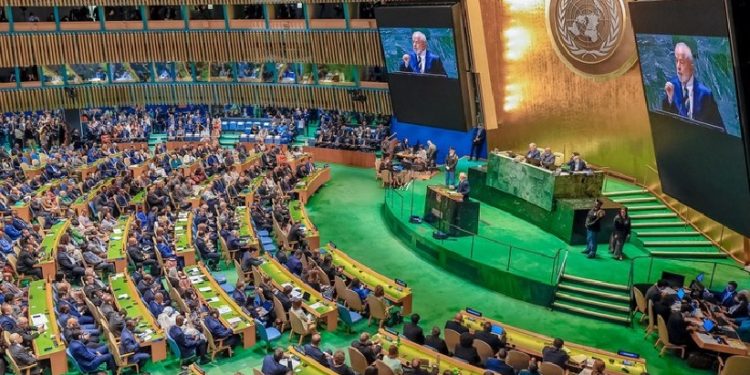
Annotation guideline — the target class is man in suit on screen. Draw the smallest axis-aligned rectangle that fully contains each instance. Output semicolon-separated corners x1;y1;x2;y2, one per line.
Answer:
399;31;447;76
661;42;724;131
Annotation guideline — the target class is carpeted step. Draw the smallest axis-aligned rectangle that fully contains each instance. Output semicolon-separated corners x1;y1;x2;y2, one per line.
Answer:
636;231;701;237
642;240;713;247
602;189;649;197
557;284;631;303
647;248;726;258
554;292;630;313
610;196;658;204
630;212;678;220
560;274;629;292
632;221;688;228
626;205;669;211
552;302;631;324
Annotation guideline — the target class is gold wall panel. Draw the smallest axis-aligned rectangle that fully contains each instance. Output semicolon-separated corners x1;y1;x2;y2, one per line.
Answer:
0;84;392;115
0;31;384;68
485;0;654;180
3;0;405;6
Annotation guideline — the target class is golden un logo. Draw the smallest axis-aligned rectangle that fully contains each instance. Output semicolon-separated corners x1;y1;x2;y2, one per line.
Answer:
546;0;637;79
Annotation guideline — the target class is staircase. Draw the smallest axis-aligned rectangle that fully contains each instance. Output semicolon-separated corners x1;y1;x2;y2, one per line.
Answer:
553;273;632;325
602;185;726;259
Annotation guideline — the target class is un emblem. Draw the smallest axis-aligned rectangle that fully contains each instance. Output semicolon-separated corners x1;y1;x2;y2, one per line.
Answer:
546;0;637;79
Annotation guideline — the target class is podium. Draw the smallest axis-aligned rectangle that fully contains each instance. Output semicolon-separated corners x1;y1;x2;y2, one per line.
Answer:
424;185;480;237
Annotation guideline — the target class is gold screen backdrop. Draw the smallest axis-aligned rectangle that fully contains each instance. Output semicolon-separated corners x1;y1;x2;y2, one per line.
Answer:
479;0;748;262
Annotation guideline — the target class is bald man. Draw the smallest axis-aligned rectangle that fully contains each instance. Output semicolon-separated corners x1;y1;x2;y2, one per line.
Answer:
662;42;724;130
303;333;331;367
9;333;42;374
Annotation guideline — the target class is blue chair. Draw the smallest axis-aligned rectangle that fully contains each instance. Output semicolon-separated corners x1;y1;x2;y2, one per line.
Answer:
211;272;227;284
255;318;281;350
337;304;363;333
220;283;236;294
260;237;274;246
256;230;270;237
262;243;277;254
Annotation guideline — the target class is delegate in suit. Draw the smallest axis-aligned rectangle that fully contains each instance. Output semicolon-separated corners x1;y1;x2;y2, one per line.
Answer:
661;42;724;131
399;31;447;76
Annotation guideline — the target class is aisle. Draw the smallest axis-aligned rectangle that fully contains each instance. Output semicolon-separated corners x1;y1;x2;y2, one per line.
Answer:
306;164;706;375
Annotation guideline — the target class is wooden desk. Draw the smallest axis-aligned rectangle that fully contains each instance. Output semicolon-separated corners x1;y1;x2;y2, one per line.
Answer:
234;153;262;173
257;255;338;331
180;159;202;178
29;280;68;375
128;160;150;179
374;329;484;375
129;190;146;212
303;147;376;168
75;153;122;181
22;165;44;179
324;244;413;315
174;212;197;266
684;302;749;356
294;167;331;204
186;264;256;348
12;179;64;222
109;273;167;361
289;200;320;250
457;311;648;375
71;179;113;217
424;185;480;236
36;220;70;279
288;346;338;375
106;216;131;273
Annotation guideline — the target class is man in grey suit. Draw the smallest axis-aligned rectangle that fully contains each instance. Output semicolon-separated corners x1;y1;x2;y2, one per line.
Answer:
9;333;42;374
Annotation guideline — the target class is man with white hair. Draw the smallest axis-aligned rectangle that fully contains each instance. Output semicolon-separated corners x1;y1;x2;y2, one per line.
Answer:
399;31;447;76
662;42;724;130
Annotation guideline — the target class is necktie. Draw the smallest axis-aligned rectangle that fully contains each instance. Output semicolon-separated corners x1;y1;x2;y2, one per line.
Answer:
683;84;692;118
417;55;423;73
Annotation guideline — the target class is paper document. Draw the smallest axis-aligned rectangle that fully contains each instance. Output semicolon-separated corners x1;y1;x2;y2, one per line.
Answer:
217;305;232;315
199;287;212;292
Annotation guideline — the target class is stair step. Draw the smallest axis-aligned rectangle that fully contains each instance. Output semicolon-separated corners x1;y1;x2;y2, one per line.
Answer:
561;274;629;292
630;213;678;219
648;250;726;258
558;284;631;302
555;293;631;313
643;240;713;247
627;205;668;211
611;197;658;204
552;302;631;323
632;221;687;228
636;231;701;237
603;189;649;197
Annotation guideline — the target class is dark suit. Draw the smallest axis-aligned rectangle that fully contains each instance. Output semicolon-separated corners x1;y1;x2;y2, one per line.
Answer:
485;358;515;375
666;311;691;346
168;325;207;359
541;346;569;368
261;355;289;375
398;50;447;76
661;76;724;130
351;340;379;364
69;340;115;373
474;330;505;353
470;127;485;160
444;320;469;335
303;344;329;367
453;345;481;366
424;334;450;355
567;159;587;172
456;179;470;200
403;323;425;345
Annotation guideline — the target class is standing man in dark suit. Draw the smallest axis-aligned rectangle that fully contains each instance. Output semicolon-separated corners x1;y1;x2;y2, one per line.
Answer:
609;207;631;261
474;321;505;354
469;124;485;161
662;42;724;130
582;199;605;259
456;172;470;201
399;31;447;76
402;314;426;345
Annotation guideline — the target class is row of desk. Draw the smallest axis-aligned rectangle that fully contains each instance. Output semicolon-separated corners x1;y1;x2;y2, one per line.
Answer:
71;178;114;217
294;167;331;205
28;279;67;375
302;147;377;169
288;200;321;250
11;178;65;222
36;220;70;280
106;215;131;273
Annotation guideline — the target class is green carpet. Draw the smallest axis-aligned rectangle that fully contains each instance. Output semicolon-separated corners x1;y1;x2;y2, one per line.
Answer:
104;161;744;374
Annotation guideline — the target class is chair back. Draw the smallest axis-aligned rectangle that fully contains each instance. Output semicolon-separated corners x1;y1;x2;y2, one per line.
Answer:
252;267;263;289
334;276;347;300
342;289;364;312
105;331;127;367
366;295;387;321
166;333;183;358
472;339;494;364
273;295;289;326
721;355;750;375
337;304;353;326
444;328;460;354
647;299;655;332
316;266;331;286
67;348;85;373
506;350;530;371
633;287;647;314
348;347;369;374
289;311;307;336
375;359;396;375
539;361;565;375
253;369;264;375
656;315;671;346
255;319;269;342
234;259;246;285
2;331;10;347
201;321;217;349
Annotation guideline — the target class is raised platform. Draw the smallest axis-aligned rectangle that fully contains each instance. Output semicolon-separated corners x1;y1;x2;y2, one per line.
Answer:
303;146;376;168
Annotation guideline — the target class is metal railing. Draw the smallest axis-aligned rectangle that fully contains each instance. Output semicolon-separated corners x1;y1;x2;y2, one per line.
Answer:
384;185;566;286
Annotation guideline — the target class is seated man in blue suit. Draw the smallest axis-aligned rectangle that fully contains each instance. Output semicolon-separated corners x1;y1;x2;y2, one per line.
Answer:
169;315;209;364
262;348;292;375
398;31;447;76
661;42;724;131
120;319;151;369
709;281;739;308
303;333;331;367
69;331;116;373
204;309;240;348
566;152;588;172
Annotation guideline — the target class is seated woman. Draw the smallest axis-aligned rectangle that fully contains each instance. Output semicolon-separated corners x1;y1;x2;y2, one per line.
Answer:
453;332;481;366
348;278;369;302
290;299;316;333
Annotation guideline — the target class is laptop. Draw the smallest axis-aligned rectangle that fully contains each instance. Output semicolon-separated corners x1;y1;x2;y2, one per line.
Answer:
676;288;686;300
696;273;705;283
302;292;311;301
702;319;715;333
491;325;505;336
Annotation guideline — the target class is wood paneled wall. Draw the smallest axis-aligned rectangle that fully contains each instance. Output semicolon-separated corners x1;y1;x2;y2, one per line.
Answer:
0;84;392;114
0;30;383;68
4;0;411;6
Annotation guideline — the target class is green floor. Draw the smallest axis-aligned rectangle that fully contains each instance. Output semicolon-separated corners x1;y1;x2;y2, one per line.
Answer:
119;161;744;375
